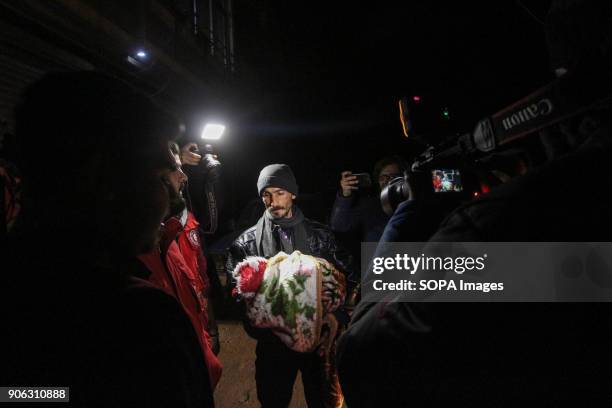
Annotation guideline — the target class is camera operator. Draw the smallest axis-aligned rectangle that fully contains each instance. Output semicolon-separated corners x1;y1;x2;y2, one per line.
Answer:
337;1;612;406
331;156;407;243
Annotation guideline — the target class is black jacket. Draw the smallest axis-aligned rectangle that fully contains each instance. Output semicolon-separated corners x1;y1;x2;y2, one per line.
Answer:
330;192;389;242
226;217;355;341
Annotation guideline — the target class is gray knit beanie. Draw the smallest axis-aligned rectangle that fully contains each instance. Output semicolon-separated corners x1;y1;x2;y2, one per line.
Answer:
257;164;299;196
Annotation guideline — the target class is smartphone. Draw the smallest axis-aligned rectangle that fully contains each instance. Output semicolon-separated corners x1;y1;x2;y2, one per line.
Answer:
352;173;372;189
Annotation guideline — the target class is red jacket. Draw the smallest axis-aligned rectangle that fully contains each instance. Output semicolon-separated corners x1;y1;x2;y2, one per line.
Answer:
177;212;210;297
139;213;222;389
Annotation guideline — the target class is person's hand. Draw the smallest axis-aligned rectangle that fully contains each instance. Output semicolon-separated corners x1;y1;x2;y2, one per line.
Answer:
340;171;358;197
180;142;202;166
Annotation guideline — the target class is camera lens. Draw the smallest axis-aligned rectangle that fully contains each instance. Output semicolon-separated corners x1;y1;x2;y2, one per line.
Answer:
380;176;411;216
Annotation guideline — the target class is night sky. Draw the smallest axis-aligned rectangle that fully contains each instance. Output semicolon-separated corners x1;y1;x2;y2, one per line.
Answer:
216;1;554;223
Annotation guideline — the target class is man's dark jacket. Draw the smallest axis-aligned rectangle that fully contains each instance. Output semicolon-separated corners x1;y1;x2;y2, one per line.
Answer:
330;193;389;242
226;217;355;340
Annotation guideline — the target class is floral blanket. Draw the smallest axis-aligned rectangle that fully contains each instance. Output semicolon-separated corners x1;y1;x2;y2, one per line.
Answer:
232;251;346;353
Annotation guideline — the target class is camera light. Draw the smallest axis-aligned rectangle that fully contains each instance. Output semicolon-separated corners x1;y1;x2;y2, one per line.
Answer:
136;50;147;58
201;124;226;140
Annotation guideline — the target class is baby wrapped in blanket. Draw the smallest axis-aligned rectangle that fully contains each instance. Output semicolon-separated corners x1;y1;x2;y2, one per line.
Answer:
232;250;346;352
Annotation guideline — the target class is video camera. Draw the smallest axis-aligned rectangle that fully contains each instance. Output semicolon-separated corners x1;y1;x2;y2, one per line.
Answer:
382;64;612;216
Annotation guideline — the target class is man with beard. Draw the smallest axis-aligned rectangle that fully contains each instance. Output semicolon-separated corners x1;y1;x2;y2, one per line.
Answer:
1;72;213;407
226;163;355;407
139;142;223;389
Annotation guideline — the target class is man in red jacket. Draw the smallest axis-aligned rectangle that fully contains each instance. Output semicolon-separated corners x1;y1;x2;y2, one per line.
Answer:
2;71;214;407
139;142;223;389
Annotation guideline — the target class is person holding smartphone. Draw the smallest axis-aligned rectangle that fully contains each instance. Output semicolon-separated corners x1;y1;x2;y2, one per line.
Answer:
330;156;407;243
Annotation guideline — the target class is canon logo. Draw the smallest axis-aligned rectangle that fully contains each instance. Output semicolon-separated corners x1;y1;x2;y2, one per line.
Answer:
501;98;554;131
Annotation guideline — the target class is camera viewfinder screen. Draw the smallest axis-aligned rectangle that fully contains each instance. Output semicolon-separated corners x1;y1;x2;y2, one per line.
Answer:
432;169;463;193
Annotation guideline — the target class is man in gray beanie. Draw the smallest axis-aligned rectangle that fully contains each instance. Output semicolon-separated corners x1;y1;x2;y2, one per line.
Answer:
226;163;355;407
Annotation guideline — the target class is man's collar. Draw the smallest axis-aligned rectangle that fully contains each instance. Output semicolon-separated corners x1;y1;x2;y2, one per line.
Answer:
179;208;188;227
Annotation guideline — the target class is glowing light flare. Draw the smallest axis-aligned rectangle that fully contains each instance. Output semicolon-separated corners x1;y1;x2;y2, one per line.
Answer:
201;124;226;140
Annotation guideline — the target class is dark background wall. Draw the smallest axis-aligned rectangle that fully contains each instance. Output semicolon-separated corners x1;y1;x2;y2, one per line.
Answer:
0;1;556;236
220;1;553;226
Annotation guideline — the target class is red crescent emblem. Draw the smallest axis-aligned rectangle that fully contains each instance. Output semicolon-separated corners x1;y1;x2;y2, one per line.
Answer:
189;229;200;247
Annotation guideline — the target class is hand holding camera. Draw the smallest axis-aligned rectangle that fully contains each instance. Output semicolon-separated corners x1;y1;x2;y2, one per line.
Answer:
180;142;203;166
180;142;221;180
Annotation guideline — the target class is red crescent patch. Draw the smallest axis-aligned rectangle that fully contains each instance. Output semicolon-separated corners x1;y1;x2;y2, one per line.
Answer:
188;229;200;247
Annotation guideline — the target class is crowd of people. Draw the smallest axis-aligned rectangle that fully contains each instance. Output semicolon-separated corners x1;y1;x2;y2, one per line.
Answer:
1;1;611;407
